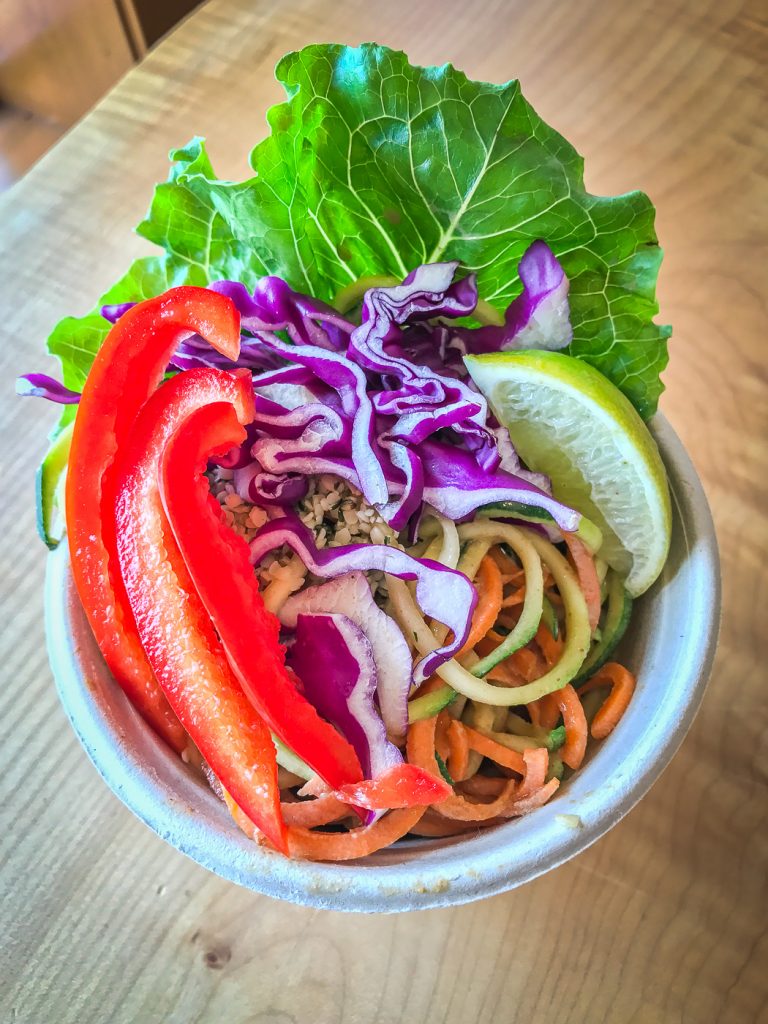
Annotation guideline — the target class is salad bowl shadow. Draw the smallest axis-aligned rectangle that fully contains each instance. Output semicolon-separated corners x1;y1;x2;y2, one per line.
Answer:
45;414;720;913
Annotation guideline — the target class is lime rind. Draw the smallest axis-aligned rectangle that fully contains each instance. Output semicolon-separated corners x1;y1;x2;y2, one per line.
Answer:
466;351;671;596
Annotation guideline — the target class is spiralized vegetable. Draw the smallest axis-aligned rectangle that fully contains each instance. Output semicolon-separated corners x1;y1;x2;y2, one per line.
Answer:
221;513;638;861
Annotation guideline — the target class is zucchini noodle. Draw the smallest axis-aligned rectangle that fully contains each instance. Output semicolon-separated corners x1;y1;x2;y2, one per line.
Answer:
406;514;459;604
387;574;442;657
419;536;444;574
471;726;541;753
457;538;491;582
272;734;314;781
433;512;460;569
457;522;544;675
430;539;489;645
573;569;632;683
414;511;461;570
391;525;591;706
461;700;505;775
506;712;548;743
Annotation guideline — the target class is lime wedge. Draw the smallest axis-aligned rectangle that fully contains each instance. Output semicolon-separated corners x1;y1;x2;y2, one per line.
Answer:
465;351;671;596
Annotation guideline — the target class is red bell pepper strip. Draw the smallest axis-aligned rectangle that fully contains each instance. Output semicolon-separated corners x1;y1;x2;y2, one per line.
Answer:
65;287;240;751
333;764;451;811
113;367;287;852
160;403;364;791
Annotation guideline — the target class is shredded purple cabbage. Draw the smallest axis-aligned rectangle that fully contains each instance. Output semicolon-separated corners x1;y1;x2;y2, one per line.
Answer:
16;374;80;404
288;612;402;824
457;241;572;354
220;249;578;532
22;246;578;536
348;262;498;471
280;572;413;739
210;278;353;351
100;301;136;323
249;515;477;682
417;439;579;531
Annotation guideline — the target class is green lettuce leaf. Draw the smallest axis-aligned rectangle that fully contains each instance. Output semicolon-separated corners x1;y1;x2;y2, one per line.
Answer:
47;43;670;418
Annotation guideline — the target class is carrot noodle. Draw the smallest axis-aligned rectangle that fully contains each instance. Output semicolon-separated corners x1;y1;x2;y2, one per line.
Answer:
456;555;503;657
512;646;545;680
528;702;542;728
535;622;563;667
281;794;352;828
563;533;601;633
496;610;523;630
462;724;527;774
223;790;258;839
459;775;508;798
437;766;558;822
408;811;498;837
469;531;545;676
500;573;524;587
473;635;496;658
296;774;329;798
490;544;554;589
438;778;518;820
529;623;564;728
578;662;637;739
489;547;522;576
534;693;561;732
504;778;560;814
435;711;452;763
447;719;470;781
413;786;558;832
554;684;588;769
460;701;499;778
479;645;541;683
487;662;527;686
407;699;541;822
227;789;377;834
285;807;427;861
514;748;549;799
218;511;639;860
406;679;448;773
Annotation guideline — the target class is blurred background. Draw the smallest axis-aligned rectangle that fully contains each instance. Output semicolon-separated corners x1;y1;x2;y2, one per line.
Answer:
0;0;202;190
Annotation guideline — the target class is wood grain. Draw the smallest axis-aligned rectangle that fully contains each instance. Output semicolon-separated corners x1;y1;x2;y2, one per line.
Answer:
0;1;766;1021
0;108;63;191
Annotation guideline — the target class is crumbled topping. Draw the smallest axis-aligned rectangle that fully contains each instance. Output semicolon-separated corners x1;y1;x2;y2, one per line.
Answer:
207;468;399;597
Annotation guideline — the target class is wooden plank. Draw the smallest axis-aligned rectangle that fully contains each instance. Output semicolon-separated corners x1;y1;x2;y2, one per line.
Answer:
0;1;765;1021
0;0;135;125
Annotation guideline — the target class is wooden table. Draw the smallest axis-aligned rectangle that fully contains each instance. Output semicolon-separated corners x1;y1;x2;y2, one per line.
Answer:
1;1;765;1021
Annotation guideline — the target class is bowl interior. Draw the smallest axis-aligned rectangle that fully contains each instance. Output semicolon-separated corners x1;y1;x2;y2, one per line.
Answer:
45;414;720;912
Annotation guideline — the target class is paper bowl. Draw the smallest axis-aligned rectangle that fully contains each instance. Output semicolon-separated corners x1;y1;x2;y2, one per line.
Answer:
45;414;720;912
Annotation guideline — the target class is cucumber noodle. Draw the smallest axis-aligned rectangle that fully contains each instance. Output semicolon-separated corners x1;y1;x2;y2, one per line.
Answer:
459;522;544;676
391;518;591;707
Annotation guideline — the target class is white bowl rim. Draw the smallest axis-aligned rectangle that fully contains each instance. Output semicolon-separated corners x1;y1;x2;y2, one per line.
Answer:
45;413;721;913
